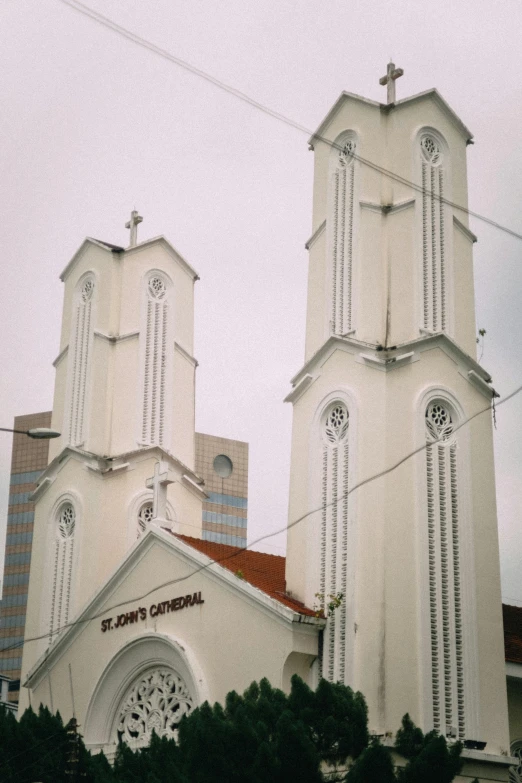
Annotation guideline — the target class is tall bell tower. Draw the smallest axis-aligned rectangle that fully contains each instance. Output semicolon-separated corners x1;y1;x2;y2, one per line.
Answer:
285;67;510;753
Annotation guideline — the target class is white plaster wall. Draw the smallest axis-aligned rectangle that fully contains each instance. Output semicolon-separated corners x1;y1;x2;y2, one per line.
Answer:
20;537;319;750
286;343;509;752
49;239;197;461
21;451;203;683
304;93;477;360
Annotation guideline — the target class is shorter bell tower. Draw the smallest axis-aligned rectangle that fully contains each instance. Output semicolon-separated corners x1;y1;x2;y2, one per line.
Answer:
22;215;206;681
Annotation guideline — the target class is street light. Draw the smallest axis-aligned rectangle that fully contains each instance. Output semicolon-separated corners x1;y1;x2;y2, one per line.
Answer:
0;427;61;440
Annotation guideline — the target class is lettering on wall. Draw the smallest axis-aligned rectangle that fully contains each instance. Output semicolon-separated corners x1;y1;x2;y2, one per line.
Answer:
100;592;204;632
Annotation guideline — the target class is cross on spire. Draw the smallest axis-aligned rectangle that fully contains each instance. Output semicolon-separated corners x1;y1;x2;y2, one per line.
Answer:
146;461;175;520
125;209;143;247
379;61;404;105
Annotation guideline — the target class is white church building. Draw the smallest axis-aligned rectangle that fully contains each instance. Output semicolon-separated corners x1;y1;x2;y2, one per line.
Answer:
19;72;522;780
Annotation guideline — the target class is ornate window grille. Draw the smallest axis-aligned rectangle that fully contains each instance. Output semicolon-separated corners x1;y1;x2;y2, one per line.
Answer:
141;274;169;446
137;502;154;537
319;402;350;683
49;502;76;641
420;134;447;332
331;135;357;336
425;401;464;739
116;668;194;748
510;741;522;783
66;275;95;446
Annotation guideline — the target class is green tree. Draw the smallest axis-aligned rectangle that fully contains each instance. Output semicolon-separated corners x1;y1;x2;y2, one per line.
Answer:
3;680;467;783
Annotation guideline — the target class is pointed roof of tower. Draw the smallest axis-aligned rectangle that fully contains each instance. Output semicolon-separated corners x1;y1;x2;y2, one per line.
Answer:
308;89;473;147
59;235;199;282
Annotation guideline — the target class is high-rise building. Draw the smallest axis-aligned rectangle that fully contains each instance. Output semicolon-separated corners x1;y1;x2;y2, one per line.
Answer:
0;412;52;702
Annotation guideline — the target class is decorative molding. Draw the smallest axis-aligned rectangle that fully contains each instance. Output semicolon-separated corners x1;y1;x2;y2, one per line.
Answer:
52;345;69;368
59;238;123;283
125;236;200;282
356;350;417;372
360;198;415;215
94;330;140;344
100;462;130;476
284;374;315;404
453;216;478;244
305;220;326;250
181;474;207;500
29;477;53;502
467;370;496;398
507;662;522;680
174;342;198;367
308;89;472;151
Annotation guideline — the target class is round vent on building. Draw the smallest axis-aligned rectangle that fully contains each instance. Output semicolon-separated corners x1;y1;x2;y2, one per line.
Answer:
213;454;233;478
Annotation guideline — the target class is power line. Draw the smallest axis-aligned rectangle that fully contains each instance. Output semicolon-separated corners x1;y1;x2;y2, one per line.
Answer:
2;379;520;660
54;0;522;242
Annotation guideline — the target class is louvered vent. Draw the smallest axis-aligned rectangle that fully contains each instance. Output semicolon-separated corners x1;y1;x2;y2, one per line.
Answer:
141;274;169;446
66;276;95;446
319;403;350;683
421;135;447;332
49;502;75;642
425;401;465;739
331;137;356;336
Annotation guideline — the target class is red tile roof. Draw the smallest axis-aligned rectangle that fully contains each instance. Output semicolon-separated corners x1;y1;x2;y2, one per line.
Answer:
175;535;317;617
174;535;522;652
503;604;522;664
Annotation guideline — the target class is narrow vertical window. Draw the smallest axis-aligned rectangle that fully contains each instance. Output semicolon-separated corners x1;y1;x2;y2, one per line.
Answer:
331;136;356;336
425;401;464;738
420;135;447;332
319;403;349;683
49;502;75;641
141;274;169;446
66;276;95;446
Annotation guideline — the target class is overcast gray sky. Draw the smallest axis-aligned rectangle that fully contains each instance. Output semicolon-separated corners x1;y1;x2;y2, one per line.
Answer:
1;0;521;602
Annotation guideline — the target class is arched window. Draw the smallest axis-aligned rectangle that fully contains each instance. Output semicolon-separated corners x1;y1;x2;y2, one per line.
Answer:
116;667;194;749
319;402;350;683
141;272;170;446
330;133;357;336
425;400;464;738
66;274;95;446
137;502;154;537
136;501;172;538
49;501;76;641
420;132;448;332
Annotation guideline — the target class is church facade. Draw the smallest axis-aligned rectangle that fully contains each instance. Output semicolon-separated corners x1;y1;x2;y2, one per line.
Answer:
17;77;522;780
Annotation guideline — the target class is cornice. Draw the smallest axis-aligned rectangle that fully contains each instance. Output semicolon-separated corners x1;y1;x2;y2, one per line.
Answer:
360;198;415;215
52;344;69;368
30;445;205;502
308;88;472;149
24;527;323;688
124;236;200;282
305;220;326;250
93;329;139;344
287;333;495;399
59;238;122;282
453;215;478;243
174;342;198;367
